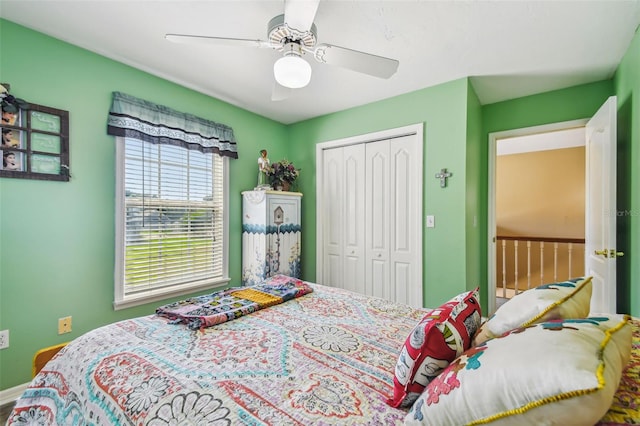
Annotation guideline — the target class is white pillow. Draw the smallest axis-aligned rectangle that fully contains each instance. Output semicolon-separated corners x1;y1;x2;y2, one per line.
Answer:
474;276;592;344
405;314;632;426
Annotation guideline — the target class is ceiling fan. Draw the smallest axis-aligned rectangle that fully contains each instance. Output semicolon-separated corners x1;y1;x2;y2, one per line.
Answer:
165;0;399;100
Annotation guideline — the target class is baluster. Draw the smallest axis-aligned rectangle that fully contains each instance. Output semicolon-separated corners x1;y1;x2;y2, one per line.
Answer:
540;241;544;285
527;241;532;289
501;239;507;298
553;242;559;281
568;243;573;278
514;240;519;295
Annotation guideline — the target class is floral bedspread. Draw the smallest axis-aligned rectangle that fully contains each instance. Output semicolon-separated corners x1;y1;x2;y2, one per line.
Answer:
7;283;639;426
7;283;426;425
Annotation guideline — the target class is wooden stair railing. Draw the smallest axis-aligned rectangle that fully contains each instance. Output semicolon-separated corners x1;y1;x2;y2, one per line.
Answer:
496;235;586;299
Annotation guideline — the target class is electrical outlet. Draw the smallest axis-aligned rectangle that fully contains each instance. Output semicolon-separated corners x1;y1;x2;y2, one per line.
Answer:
58;316;72;334
0;329;9;349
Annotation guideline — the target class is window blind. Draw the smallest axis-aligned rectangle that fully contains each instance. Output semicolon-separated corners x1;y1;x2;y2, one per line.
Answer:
122;138;224;298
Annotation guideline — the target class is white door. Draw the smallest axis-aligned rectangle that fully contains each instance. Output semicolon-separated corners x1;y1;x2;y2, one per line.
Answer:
343;144;366;295
322;147;345;289
316;124;423;308
585;96;618;314
365;135;422;306
388;136;422;306
365;139;391;300
322;144;366;294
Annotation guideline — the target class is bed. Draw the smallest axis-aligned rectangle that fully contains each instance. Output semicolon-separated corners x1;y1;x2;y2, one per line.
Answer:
6;276;640;425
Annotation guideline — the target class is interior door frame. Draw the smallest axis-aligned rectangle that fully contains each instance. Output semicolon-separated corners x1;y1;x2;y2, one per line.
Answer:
315;123;424;285
487;118;588;315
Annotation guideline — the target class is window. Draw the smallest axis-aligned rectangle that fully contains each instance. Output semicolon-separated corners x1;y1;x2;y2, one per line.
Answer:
114;136;229;309
107;91;237;308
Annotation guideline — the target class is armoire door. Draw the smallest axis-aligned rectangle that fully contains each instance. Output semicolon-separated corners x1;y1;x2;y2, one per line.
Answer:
242;190;302;286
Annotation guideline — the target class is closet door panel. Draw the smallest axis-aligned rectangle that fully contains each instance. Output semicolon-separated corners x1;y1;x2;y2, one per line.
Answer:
393;261;412;306
392;143;412;254
369;152;388;250
343;144;366;295
322;147;344;289
365;140;390;297
389;135;422;306
326;253;342;289
370;258;388;300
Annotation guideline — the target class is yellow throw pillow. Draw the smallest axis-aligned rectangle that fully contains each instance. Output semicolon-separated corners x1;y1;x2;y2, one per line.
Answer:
474;276;592;344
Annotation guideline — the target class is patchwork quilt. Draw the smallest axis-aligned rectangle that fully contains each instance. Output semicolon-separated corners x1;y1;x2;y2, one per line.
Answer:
156;274;313;330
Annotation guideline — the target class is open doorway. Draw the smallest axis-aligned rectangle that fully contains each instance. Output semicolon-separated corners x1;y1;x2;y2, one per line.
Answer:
488;119;588;314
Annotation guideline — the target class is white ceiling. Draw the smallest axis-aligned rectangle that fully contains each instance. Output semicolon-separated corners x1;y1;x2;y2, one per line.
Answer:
2;0;640;124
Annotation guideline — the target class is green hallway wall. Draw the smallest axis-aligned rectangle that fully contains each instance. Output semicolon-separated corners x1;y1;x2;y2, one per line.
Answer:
482;76;640;318
0;20;288;390
480;80;609;311
613;26;640;317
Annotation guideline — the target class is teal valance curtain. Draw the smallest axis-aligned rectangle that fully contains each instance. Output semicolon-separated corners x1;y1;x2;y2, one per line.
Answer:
107;91;238;158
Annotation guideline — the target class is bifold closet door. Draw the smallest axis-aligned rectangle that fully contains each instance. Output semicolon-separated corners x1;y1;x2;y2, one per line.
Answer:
321;133;421;307
365;135;420;306
322;144;366;294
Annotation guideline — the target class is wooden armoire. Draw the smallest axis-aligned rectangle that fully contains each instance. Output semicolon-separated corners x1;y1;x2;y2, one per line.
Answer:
242;190;302;286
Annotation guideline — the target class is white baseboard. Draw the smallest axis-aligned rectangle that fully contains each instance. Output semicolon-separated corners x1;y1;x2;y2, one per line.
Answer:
0;383;28;406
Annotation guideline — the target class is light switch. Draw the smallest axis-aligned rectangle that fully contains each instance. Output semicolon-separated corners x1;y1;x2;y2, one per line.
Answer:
426;215;435;228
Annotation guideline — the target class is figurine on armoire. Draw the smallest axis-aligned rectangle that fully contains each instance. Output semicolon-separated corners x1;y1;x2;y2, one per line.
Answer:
257;149;271;189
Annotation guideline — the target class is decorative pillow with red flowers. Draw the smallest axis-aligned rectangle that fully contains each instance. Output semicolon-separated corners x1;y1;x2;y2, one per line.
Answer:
405;315;632;426
387;288;482;408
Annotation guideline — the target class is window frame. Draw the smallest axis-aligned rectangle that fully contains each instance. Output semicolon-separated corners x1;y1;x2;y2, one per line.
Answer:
113;136;230;310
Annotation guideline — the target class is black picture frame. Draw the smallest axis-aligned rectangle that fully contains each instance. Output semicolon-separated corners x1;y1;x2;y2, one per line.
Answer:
0;102;70;181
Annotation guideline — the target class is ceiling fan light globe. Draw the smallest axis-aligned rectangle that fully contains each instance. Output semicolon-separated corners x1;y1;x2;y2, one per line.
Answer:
274;56;312;89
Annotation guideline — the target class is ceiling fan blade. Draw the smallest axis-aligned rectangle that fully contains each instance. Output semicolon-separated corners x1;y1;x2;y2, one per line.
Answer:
284;0;320;33
271;82;295;101
166;34;273;49
313;43;399;79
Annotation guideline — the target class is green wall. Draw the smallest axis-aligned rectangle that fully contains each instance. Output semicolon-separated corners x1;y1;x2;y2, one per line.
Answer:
465;81;484;305
613;26;640;317
480;78;614;288
482;81;614;134
481;78;640;317
0;20;288;390
288;78;476;310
